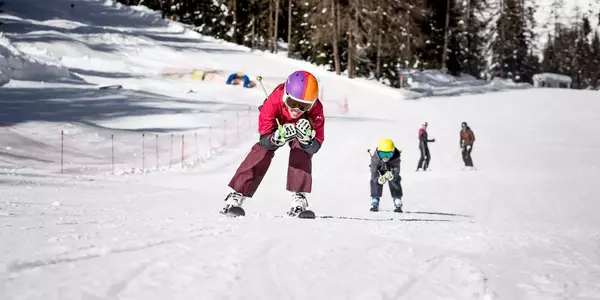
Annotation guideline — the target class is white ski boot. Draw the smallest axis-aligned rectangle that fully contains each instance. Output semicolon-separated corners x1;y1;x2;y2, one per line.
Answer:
288;192;309;217
221;191;246;215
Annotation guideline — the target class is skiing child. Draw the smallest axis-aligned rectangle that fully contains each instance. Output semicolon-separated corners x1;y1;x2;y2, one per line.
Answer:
369;139;403;212
416;121;435;171
222;70;325;216
459;121;476;168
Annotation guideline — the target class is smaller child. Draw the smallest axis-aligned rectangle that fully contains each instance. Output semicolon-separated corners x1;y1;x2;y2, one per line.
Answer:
369;139;403;212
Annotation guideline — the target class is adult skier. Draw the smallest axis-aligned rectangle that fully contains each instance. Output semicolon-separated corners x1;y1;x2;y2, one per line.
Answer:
459;121;476;168
416;122;435;171
369;139;403;212
222;70;325;217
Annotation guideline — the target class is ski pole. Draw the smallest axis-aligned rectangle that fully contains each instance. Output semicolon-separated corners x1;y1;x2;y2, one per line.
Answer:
275;118;285;138
256;76;269;98
367;148;384;177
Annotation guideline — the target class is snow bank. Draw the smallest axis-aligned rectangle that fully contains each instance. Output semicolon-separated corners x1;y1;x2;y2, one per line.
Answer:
532;72;572;88
0;51;10;87
0;34;70;82
399;69;531;99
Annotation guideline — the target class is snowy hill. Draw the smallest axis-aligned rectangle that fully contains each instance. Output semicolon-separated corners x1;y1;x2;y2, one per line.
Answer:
1;0;600;299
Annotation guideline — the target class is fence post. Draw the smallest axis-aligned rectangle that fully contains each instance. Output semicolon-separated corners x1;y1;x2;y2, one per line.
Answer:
61;130;64;174
209;126;212;150
142;133;145;170
170;134;174;168
181;134;185;168
195;132;199;162
111;134;114;174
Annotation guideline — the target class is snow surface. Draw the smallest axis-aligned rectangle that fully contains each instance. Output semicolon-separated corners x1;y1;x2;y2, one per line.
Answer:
398;69;531;99
1;0;600;299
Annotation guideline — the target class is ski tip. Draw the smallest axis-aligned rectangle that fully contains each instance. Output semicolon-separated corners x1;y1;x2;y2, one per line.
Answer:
225;206;245;217
297;210;316;219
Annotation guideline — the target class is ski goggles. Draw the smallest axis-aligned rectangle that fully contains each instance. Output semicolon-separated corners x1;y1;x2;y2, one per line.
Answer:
283;94;314;112
378;151;393;159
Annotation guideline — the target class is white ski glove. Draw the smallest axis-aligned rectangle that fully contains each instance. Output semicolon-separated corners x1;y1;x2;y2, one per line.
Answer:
295;119;315;145
377;175;387;185
271;123;297;146
383;171;394;181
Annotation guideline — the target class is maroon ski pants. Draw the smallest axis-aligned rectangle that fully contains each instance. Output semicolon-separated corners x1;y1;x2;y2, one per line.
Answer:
228;140;313;197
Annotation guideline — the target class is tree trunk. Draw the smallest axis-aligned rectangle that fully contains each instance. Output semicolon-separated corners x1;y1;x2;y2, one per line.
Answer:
251;13;256;50
348;1;359;79
500;0;505;78
441;0;451;72
268;0;273;52
375;1;382;80
331;0;341;74
288;0;292;56
406;11;413;67
232;0;237;43
273;0;280;53
347;8;354;78
376;32;381;79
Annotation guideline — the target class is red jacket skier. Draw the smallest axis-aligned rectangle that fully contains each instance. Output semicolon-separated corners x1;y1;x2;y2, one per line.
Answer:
416;122;435;171
222;70;325;216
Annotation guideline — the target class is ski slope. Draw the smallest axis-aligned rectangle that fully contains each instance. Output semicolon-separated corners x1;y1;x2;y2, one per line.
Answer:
1;0;600;299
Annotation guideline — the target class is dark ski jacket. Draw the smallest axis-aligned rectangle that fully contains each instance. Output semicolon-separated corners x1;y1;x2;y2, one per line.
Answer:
418;128;435;149
369;148;402;181
460;127;475;147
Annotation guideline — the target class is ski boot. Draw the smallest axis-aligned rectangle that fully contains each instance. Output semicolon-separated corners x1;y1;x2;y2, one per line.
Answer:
393;197;403;213
220;191;246;216
370;197;380;212
288;192;309;217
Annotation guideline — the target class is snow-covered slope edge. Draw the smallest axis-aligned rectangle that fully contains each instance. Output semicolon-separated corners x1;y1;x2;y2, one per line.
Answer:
126;2;532;101
0;33;70;83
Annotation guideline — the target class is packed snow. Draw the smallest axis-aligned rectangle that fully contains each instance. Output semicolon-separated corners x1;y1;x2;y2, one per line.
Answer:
398;69;531;99
1;0;600;299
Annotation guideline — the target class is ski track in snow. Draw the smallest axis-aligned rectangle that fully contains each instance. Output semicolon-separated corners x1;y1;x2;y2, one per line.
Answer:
1;0;600;299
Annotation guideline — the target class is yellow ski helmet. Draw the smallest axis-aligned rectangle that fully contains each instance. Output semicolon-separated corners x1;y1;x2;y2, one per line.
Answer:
377;139;395;152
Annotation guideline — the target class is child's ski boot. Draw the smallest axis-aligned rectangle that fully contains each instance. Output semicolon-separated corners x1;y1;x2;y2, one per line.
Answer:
393;197;403;213
220;191;246;216
288;192;309;217
370;197;380;212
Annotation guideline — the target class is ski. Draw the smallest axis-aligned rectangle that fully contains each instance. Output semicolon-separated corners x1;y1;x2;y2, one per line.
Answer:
296;209;316;219
220;206;245;217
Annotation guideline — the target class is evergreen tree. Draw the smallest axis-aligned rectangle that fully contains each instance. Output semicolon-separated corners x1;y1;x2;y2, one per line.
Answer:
456;0;488;78
489;0;536;82
111;0;491;88
591;32;600;88
419;0;462;73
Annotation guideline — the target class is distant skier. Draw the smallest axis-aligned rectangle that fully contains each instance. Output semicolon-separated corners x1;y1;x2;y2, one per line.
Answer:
416;122;435;171
222;70;324;216
369;139;403;212
459;121;476;168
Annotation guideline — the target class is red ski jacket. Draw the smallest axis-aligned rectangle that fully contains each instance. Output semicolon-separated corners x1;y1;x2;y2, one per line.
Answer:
258;83;325;144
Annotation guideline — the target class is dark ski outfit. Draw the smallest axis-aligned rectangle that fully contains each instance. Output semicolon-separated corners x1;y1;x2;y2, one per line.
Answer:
459;122;475;167
416;124;435;170
369;147;403;211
